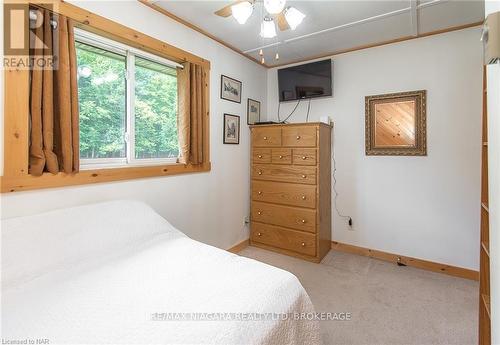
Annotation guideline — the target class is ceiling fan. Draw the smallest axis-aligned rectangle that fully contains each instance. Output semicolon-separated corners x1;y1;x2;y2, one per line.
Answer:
214;0;306;38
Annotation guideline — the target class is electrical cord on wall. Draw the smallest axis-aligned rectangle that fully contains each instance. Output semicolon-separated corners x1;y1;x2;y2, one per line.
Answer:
331;126;353;229
281;99;301;123
277;97;311;123
278;100;349;225
306;98;311;123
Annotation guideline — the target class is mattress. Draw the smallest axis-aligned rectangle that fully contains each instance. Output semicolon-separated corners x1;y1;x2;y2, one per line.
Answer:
1;200;320;345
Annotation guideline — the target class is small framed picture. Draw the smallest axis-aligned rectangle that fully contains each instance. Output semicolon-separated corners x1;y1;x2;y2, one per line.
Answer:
223;114;240;144
221;75;242;103
247;98;261;125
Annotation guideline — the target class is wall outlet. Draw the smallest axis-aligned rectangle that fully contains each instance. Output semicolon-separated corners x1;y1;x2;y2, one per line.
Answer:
244;216;250;225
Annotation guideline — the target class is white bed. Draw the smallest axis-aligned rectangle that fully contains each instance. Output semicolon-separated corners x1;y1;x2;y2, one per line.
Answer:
1;200;320;345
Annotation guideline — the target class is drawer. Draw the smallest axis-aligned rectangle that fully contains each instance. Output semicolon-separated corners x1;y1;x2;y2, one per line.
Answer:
252;181;316;208
252;201;316;233
252;127;281;147
271;148;292;164
253;149;271;164
293;149;317;166
251;222;316;257
282;126;317;147
252;164;317;185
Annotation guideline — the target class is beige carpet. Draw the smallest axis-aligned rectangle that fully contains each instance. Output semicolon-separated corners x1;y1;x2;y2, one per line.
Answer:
239;246;478;345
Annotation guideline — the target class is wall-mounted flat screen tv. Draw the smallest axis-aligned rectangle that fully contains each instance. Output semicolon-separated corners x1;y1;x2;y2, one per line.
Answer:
278;59;332;102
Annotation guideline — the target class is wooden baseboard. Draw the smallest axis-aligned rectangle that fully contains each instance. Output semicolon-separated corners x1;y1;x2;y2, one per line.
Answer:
227;239;250;254
331;241;479;281
234;239;478;281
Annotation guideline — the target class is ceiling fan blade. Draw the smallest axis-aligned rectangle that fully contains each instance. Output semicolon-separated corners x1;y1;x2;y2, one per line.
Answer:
214;1;247;18
276;12;290;31
214;4;233;17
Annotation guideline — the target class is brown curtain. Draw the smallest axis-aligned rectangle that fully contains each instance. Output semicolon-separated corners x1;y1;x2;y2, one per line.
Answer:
177;63;207;165
29;9;79;176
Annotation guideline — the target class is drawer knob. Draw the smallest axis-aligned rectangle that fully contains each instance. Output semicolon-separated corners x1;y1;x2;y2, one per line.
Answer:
279;155;283;159
301;219;306;224
258;211;262;215
296;135;301;140
258;171;263;175
302;174;306;178
302;156;307;160
301;242;306;247
258;155;262;159
301;195;306;200
263;136;268;140
258;191;262;195
258;232;262;236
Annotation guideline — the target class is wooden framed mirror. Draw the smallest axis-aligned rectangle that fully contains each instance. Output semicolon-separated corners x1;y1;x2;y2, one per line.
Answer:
365;90;427;156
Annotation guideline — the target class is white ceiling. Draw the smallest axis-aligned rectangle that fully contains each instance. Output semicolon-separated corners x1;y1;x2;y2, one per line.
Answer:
152;0;484;67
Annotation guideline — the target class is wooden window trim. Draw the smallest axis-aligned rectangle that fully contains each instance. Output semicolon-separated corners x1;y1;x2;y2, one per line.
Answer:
0;163;211;193
2;0;211;193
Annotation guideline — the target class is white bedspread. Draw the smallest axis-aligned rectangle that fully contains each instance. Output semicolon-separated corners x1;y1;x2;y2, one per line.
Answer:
1;200;320;345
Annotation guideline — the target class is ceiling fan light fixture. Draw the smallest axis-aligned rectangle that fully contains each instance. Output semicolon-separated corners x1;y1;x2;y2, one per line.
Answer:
260;17;277;38
231;1;253;24
263;0;286;14
284;7;305;30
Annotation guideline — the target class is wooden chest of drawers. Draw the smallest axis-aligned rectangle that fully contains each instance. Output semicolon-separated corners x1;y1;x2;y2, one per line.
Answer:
250;123;332;263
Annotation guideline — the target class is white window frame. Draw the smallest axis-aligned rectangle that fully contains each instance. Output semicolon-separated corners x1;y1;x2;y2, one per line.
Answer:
75;28;183;170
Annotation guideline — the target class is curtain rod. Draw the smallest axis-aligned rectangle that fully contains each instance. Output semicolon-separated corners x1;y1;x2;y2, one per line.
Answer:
29;9;58;29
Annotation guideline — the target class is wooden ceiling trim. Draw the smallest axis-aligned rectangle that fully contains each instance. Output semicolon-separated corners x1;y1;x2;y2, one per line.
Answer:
27;0;211;68
137;0;483;68
270;21;483;68
138;1;481;69
138;0;267;67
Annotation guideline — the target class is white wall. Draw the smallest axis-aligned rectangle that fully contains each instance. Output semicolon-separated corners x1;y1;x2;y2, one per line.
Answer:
0;1;268;250
485;1;500;343
266;28;483;270
0;2;485;272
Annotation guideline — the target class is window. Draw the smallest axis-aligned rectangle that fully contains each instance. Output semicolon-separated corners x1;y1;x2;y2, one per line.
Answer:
2;4;210;193
75;29;180;169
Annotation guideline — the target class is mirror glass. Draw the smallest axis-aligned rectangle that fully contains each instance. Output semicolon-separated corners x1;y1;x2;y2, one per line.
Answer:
374;100;416;147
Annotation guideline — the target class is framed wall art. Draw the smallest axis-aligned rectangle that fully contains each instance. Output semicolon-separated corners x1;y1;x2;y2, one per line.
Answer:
365;90;427;156
247;98;261;125
223;113;240;144
220;75;242;103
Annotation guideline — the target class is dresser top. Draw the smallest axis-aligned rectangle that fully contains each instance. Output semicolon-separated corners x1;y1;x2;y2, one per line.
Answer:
249;122;333;129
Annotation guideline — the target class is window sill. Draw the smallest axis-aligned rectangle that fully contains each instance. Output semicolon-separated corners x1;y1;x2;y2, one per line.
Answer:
79;158;179;171
0;162;211;193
